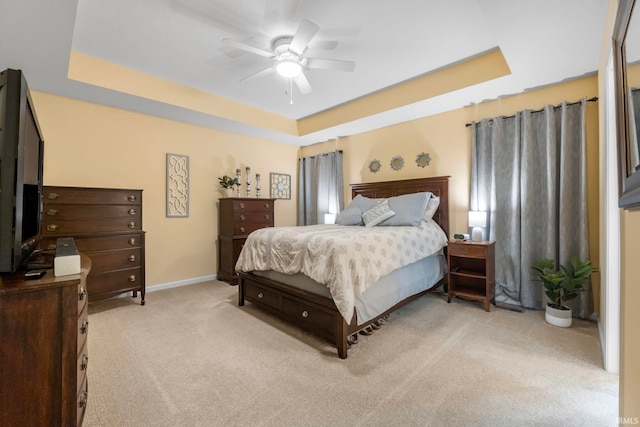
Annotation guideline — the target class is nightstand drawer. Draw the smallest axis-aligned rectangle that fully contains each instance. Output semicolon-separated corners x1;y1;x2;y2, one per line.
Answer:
448;243;487;258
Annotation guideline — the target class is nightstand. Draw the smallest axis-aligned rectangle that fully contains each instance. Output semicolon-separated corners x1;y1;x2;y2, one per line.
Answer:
447;240;495;311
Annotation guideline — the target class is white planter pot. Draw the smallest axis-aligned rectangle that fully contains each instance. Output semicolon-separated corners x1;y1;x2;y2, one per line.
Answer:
545;304;572;327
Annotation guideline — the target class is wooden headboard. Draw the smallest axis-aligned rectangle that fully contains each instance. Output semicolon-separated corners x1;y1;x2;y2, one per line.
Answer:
350;176;450;238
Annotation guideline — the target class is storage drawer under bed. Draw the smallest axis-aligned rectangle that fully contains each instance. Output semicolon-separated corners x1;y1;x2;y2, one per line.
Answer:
243;279;337;340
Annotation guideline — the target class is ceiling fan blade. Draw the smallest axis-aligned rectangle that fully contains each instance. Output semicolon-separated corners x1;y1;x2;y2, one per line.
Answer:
308;40;339;50
240;66;275;82
306;58;356;72
293;72;312;94
289;19;319;56
221;38;274;58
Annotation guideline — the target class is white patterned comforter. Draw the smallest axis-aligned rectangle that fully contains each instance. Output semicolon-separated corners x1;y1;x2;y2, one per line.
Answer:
235;220;448;323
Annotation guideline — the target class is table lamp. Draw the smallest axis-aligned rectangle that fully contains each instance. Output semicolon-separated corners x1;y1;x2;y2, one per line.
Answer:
469;211;487;242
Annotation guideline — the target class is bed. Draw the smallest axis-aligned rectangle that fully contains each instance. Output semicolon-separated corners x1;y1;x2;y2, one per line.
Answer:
236;176;450;358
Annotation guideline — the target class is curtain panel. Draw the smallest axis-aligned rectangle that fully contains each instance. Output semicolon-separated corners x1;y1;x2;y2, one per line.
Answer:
470;99;592;317
298;150;344;225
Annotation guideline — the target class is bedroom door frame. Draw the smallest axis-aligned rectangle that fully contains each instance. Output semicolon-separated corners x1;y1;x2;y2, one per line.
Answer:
602;51;621;375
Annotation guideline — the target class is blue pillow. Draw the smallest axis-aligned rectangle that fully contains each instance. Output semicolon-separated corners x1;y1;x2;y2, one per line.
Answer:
379;192;430;226
335;195;379;226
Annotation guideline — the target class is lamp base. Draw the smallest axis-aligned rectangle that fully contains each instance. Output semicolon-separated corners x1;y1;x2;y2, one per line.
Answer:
471;227;483;242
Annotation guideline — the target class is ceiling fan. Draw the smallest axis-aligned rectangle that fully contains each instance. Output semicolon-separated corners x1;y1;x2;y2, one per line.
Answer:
221;19;356;95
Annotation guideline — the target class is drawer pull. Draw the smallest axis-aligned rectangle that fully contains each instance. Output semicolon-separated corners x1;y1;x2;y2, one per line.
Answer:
257;292;264;299
80;319;89;334
128;208;137;215
264;214;270;220
128;255;136;262
79;287;87;301
128;221;136;229
128;275;136;282
240;214;246;221
46;192;59;200
264;203;270;209
128;194;137;202
239;202;245;209
46;208;59;216
239;227;245;233
79;391;88;409
128;237;137;245
47;243;57;250
462;248;469;254
302;310;309;318
81;354;89;370
46;224;59;232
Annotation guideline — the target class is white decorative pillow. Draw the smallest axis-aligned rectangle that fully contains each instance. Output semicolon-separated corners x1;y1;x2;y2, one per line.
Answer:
422;196;440;221
362;200;396;227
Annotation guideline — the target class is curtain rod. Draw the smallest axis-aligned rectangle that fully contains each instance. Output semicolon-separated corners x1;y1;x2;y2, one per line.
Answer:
464;97;598;127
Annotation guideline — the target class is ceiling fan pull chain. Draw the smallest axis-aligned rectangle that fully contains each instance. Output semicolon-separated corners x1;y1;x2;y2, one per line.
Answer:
290;78;294;105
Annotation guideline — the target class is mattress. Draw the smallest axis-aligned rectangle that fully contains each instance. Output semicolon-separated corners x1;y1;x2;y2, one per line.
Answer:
252;251;446;325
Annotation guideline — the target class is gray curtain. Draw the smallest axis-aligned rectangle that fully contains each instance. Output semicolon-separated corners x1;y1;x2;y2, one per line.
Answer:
470;99;592;318
298;150;344;225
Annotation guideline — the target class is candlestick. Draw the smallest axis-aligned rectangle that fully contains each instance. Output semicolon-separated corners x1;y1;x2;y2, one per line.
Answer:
235;168;242;197
256;173;261;198
246;167;251;197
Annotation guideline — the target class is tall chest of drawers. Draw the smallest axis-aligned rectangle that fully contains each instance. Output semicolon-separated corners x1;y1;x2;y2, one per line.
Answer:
218;198;275;284
41;186;146;304
0;256;91;426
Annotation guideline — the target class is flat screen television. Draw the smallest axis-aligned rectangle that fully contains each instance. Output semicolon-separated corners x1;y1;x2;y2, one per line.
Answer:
0;69;45;272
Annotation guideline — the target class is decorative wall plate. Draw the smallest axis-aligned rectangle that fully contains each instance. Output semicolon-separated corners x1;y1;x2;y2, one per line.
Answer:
390;156;404;171
270;172;291;199
416;152;431;168
369;159;382;173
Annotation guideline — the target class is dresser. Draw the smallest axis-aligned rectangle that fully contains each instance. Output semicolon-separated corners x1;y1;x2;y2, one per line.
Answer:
218;198;275;284
41;186;146;304
0;256;91;426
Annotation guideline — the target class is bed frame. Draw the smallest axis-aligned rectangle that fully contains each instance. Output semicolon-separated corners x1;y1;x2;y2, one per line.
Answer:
237;176;450;359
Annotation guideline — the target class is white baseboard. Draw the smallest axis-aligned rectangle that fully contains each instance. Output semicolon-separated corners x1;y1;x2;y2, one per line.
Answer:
146;274;218;293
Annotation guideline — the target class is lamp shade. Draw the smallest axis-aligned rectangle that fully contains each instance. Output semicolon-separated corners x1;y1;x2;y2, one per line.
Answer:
468;211;487;228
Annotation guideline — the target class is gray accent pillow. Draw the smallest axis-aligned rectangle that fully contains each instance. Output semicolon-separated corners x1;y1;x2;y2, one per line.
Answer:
379;192;430;226
335;195;379;226
362;200;396;227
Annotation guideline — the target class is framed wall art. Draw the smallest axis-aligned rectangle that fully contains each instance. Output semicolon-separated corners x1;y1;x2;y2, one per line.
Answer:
270;173;291;199
166;153;189;217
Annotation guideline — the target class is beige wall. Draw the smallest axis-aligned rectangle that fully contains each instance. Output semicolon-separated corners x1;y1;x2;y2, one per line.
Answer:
300;76;601;310
31;91;299;287
620;211;640;415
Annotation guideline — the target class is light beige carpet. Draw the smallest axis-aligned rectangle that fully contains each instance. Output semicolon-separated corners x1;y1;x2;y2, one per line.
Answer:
84;281;618;427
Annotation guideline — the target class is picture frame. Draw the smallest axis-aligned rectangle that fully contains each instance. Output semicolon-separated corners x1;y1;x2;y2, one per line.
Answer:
270;172;291;199
166;153;189;217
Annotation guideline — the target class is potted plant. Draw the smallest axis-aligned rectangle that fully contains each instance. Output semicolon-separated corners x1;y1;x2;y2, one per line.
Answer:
218;175;239;196
531;258;593;327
